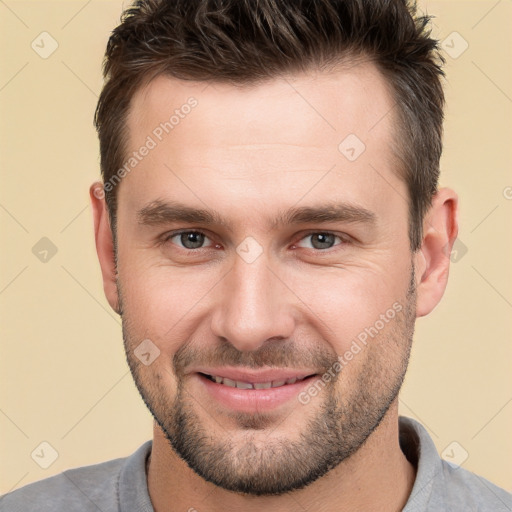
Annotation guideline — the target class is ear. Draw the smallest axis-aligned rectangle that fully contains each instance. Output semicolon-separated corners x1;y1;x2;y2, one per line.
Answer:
414;187;459;318
89;181;120;314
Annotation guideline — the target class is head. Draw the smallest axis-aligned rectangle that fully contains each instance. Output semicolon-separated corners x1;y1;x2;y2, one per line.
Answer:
91;0;458;496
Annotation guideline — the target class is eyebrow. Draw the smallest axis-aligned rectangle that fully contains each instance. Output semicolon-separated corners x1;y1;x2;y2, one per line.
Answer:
137;199;376;231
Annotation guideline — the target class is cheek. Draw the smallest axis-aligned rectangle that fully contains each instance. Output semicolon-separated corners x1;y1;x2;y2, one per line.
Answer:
118;261;221;346
282;262;410;354
117;229;412;360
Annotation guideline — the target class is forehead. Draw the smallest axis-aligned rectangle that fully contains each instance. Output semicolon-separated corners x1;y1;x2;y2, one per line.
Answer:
128;61;396;150
120;62;404;223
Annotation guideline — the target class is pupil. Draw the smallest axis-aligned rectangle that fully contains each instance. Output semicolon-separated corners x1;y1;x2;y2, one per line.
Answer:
181;232;204;249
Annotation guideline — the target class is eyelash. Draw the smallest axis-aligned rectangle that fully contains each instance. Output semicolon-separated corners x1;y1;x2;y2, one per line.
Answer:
161;230;350;252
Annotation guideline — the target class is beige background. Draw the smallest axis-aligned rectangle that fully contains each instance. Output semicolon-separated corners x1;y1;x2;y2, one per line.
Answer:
1;0;511;495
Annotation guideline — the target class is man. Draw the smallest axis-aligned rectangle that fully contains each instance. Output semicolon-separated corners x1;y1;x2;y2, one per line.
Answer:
1;0;511;510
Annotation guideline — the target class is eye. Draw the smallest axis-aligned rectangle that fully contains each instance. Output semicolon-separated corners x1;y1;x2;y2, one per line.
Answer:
162;230;347;252
295;232;345;250
166;231;214;250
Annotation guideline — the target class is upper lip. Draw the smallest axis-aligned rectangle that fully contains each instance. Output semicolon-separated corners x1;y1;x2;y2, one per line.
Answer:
191;367;318;383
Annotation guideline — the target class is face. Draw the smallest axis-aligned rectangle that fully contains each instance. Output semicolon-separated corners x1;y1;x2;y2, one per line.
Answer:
114;63;417;495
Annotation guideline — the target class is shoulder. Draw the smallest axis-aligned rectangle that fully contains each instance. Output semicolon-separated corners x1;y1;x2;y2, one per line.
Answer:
399;416;512;512
0;441;152;512
0;458;124;512
432;461;512;512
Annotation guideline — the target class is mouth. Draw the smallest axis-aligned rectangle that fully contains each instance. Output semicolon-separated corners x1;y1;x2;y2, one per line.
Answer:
194;370;321;413
198;372;316;389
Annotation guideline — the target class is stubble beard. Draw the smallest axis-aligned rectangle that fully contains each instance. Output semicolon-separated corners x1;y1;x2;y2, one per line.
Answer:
120;269;417;496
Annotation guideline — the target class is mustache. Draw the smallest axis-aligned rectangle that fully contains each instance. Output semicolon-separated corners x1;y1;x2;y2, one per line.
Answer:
173;338;339;377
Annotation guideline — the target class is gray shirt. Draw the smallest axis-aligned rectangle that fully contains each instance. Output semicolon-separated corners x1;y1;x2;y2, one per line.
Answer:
1;416;511;511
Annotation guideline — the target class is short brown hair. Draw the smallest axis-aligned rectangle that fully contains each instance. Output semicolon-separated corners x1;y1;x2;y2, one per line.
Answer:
94;0;445;251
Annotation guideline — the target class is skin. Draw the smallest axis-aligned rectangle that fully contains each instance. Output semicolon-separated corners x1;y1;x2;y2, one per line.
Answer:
90;61;458;512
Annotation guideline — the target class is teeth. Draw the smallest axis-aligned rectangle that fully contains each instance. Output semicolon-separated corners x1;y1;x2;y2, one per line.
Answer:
222;378;237;388
207;374;308;389
236;381;253;389
253;381;272;389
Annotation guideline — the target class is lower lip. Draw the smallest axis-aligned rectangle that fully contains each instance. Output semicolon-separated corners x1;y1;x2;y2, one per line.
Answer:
196;373;318;413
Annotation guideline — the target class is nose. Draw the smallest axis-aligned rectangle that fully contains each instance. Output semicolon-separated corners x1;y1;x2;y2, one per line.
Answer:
210;255;296;352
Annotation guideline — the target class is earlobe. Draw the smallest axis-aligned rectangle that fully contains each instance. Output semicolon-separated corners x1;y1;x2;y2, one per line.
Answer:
89;181;120;315
415;187;459;318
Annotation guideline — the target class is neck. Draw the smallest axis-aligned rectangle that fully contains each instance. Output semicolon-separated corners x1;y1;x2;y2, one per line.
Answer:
147;402;416;512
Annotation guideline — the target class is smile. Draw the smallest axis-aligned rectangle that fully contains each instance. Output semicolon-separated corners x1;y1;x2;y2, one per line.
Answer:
200;372;312;389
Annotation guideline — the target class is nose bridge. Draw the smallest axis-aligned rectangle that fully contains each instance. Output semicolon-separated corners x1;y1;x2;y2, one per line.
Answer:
211;253;294;352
